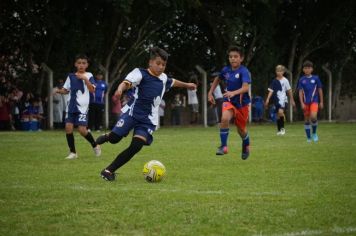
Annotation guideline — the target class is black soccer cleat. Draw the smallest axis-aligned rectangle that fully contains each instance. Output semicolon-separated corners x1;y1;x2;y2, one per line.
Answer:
241;145;250;160
96;133;109;145
100;169;116;181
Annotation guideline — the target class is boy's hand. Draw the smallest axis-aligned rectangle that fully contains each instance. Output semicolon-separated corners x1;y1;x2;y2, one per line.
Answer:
223;91;236;99
208;93;215;105
75;73;88;81
319;102;324;110
186;83;197;90
301;102;305;110
291;100;296;108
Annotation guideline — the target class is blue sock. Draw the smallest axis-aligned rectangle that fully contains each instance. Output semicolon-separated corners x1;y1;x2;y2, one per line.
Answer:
304;122;311;139
311;120;318;134
242;133;250;147
220;128;229;147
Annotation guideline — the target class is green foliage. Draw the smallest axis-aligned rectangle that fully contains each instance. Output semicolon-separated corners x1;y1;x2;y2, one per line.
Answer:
0;123;355;235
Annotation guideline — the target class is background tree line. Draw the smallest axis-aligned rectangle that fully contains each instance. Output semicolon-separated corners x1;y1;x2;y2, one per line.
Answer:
1;0;355;119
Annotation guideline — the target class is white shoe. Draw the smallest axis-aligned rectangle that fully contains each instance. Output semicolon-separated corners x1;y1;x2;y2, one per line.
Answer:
65;152;78;160
93;145;101;157
277;131;282;136
280;128;285;135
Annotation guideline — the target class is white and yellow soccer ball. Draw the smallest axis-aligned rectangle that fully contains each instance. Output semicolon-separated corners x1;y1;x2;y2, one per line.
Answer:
143;160;166;182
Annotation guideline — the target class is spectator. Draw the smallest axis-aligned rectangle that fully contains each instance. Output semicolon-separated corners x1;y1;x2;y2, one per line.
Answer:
53;79;66;129
111;93;122;128
0;95;12;130
88;72;108;132
252;95;264;123
187;74;199;124
171;93;184;125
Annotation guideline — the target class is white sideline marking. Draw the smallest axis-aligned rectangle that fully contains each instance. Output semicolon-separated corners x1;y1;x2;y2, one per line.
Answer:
71;185;224;195
253;226;356;236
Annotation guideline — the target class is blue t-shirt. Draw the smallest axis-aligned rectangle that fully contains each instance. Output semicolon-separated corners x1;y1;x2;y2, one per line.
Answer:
121;68;174;126
219;65;251;108
297;75;322;104
90;80;107;105
63;72;96;114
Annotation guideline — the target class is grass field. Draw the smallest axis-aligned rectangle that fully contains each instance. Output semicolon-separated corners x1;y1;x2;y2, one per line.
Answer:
0;123;355;236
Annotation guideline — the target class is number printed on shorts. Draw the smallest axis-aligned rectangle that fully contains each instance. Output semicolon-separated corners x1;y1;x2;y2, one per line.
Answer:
79;114;87;122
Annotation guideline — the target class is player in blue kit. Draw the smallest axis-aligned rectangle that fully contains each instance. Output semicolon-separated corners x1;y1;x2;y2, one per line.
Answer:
208;46;251;159
297;60;324;142
265;65;296;135
96;47;197;181
56;54;101;159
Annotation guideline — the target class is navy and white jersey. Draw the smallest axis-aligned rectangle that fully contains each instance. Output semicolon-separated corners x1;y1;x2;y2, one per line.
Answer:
268;77;291;108
63;72;96;114
121;68;174;126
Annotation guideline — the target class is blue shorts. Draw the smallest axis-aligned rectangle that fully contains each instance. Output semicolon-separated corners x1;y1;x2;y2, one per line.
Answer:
112;112;155;145
65;112;88;126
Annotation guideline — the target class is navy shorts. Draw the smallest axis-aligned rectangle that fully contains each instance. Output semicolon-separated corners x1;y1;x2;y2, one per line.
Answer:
112;112;155;145
275;102;287;112
65;112;88;126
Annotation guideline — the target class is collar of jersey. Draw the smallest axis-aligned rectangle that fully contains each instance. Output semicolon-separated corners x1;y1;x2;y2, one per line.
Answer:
148;69;161;78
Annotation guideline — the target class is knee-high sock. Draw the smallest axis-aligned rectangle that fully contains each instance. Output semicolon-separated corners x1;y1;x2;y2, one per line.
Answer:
280;116;285;129
106;137;145;172
220;128;229;147
84;132;97;148
304;122;311;139
311;120;318;134
66;133;76;153
242;132;250;148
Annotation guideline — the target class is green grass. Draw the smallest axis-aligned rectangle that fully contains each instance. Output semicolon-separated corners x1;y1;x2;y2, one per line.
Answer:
0;123;355;236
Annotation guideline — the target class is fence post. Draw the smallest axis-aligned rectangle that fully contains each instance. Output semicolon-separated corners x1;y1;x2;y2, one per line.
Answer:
195;65;207;127
41;63;53;129
322;64;332;122
285;68;293;122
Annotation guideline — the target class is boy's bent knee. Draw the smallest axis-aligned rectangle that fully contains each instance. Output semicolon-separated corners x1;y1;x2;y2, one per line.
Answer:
108;132;122;144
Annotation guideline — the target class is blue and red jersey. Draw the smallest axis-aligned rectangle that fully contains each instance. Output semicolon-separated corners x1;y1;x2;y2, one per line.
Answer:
297;75;323;104
218;65;251;108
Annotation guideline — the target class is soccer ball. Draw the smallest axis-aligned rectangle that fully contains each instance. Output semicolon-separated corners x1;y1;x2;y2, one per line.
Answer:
143;160;166;182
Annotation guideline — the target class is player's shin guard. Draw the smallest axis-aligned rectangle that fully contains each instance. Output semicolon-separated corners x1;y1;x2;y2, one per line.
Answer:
66;133;76;153
106;137;146;172
84;132;97;148
304;122;311;139
311;120;318;134
220;128;229;147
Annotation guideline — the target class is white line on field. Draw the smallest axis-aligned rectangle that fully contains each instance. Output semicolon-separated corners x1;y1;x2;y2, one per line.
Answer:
253;226;356;236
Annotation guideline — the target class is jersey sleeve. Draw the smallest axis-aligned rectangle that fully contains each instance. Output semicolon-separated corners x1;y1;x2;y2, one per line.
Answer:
63;75;71;91
316;76;323;88
268;79;275;92
124;68;143;87
165;77;174;92
285;78;291;90
218;67;227;81
297;78;303;90
88;74;96;87
241;67;251;84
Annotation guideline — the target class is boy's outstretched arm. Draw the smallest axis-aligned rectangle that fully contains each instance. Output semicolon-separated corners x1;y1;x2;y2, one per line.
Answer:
173;79;197;90
114;80;131;99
